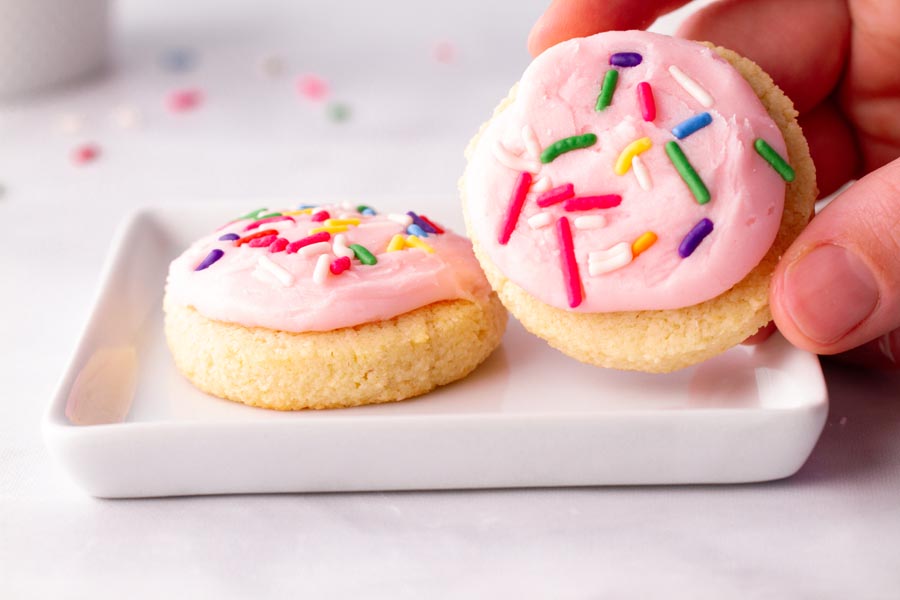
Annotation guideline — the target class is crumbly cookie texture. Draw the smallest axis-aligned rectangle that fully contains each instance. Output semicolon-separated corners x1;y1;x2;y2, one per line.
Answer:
164;294;506;410
461;43;816;373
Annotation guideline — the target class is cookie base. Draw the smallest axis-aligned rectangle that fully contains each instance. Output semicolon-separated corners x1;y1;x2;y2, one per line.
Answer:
164;295;507;410
461;43;817;373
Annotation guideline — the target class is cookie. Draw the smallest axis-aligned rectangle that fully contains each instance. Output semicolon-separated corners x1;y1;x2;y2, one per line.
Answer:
164;204;506;409
461;30;816;373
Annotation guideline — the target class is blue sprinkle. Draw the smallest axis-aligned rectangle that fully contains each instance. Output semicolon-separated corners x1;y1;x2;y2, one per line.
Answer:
195;249;224;271
609;52;642;67
297;203;318;209
218;233;240;241
161;47;196;72
671;112;713;140
360;207;376;216
678;218;714;258
407;224;428;238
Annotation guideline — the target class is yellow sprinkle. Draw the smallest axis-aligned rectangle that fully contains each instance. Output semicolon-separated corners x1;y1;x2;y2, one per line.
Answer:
386;234;406;252
282;208;314;216
309;225;349;235
632;231;658;257
325;218;361;227
405;235;434;254
614;137;653;176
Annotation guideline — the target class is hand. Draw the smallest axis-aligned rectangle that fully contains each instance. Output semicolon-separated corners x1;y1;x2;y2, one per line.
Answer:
529;0;900;368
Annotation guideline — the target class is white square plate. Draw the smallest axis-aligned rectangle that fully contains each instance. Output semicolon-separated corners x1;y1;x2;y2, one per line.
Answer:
44;205;828;497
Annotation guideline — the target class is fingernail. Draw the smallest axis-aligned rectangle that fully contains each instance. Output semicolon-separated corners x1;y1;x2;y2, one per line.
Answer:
782;244;879;344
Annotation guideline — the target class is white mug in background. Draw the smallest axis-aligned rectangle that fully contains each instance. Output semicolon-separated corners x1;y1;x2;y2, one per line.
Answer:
0;0;109;100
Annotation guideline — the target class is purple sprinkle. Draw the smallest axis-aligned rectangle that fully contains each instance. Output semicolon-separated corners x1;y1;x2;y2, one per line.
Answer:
406;211;437;234
218;233;240;241
610;52;642;67
195;249;224;271
678;218;714;258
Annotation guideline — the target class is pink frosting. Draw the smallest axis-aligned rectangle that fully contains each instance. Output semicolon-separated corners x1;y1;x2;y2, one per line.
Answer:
464;30;789;312
166;206;492;332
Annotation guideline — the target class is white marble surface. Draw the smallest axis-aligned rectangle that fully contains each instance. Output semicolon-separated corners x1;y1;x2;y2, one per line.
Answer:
2;1;900;597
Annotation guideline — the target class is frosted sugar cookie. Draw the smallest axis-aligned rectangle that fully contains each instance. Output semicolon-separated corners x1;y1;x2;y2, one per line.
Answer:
164;204;506;409
462;30;816;373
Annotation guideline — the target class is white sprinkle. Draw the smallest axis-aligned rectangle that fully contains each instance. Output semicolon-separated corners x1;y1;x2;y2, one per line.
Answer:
522;124;542;161
58;113;86;135
532;175;553;193
492;140;541;173
313;253;332;284
839;416;848;426
387;213;413;227
340;202;357;211
575;215;607;230
257;255;295;286
588;242;633;276
110;105;142;129
668;65;714;108
258;54;285;78
332;233;355;259
632;154;652;191
356;220;396;229
527;213;553;229
298;241;332;256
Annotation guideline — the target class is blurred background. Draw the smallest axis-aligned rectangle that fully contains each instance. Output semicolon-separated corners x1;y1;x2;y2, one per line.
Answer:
0;0;703;206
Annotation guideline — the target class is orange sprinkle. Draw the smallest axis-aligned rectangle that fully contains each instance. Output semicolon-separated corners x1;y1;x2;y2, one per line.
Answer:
632;231;658;257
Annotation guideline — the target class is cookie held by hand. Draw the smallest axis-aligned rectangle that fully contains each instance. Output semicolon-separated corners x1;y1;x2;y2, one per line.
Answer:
461;30;816;373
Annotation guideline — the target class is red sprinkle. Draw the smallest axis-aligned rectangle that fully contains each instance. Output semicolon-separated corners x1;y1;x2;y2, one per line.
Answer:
536;183;575;207
637;82;656;122
235;229;278;246
498;171;533;245
564;195;622;211
296;74;330;102
71;144;100;165
285;231;331;253
244;216;296;231
330;256;351;275
311;210;330;222
418;215;445;235
248;234;277;248
269;237;289;253
167;89;203;112
556;217;583;308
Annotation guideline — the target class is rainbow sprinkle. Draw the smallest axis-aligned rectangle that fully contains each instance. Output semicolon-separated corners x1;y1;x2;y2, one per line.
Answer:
257;255;294;286
536;183;575;207
527;213;553;229
556;217;583;308
636;81;656;121
754;138;795;181
610;52;642;67
679;218;714;258
406;235;434;253
244;215;295;231
248;234;277;248
236;229;279;246
195;249;224;271
330;256;351;275
218;233;240;241
236;208;267;221
498;171;533;245
671;112;712;139
309;225;349;235
387;234;406;252
419;215;445;235
312;253;331;284
407;211;437;234
563;195;622;211
614;137;652;175
540;134;598;164
269;238;289;253
332;234;355;259
665;141;710;204
631;155;652;191
631;232;658;257
407;224;429;238
668;65;714;108
588;243;632;276
574;215;607;230
595;69;619;111
285;231;331;254
349;243;377;265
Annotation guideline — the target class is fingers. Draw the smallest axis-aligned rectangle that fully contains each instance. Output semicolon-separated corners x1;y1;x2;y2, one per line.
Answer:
798;99;861;197
528;0;691;56
770;156;900;355
830;330;900;370
677;0;850;114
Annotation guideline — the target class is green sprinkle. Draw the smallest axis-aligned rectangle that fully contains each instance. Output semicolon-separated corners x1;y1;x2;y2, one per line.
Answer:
327;102;351;123
665;141;710;205
754;138;795;182
349;243;377;265
257;212;283;219
540;133;598;164
595;69;618;111
237;207;267;220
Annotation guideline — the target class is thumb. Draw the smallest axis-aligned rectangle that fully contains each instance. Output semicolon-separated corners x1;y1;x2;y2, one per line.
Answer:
770;157;900;363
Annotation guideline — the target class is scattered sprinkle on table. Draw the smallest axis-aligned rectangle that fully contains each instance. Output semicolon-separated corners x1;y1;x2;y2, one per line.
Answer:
326;102;351;123
432;40;457;64
296;74;330;102
160;47;196;72
71;144;100;165
167;89;203;113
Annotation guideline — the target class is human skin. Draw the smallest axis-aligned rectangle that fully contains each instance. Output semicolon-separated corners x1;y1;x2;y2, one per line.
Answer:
529;0;900;368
